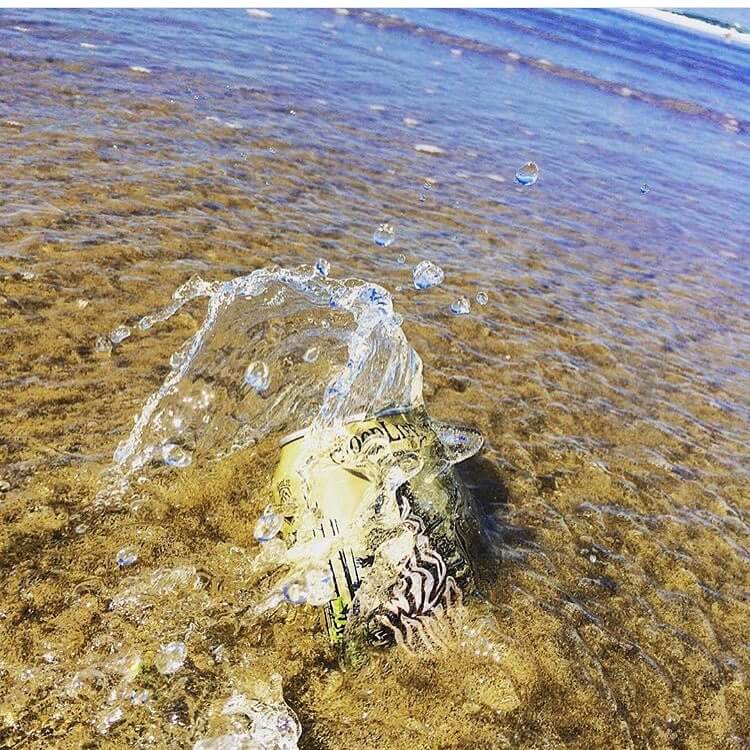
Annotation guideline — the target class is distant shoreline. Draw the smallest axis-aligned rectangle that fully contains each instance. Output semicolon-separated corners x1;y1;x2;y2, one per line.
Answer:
625;8;750;47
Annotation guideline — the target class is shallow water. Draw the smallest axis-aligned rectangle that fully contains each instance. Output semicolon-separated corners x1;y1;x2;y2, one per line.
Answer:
1;8;749;750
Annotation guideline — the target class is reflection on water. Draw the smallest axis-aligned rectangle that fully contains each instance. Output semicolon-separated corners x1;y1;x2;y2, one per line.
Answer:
0;7;749;750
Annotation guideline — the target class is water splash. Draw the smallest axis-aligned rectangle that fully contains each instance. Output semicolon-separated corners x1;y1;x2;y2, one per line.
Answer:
98;265;485;657
100;265;424;499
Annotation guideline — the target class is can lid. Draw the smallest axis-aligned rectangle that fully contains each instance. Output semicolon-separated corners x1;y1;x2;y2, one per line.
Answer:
277;406;414;448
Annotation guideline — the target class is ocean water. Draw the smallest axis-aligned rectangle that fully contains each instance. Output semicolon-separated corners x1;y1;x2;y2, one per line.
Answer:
0;9;748;750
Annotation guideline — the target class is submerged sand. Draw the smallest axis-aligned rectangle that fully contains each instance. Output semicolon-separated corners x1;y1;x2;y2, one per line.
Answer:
0;49;749;750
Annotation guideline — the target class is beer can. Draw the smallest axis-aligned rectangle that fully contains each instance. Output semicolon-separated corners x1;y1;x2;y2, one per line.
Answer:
271;409;479;649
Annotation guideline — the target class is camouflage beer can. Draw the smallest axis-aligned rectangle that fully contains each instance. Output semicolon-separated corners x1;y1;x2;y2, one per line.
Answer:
271;409;478;649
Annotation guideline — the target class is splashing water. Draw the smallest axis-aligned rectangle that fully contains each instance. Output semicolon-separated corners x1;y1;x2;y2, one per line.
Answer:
98;264;485;659
314;258;330;277
101;264;424;498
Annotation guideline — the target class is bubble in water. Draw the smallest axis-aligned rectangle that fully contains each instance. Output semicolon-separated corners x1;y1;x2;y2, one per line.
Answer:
397;254;406;264
373;222;395;247
116;546;138;568
254;505;283;542
641;183;650;194
450;296;471;315
282;578;307;605
303;346;319;363
154;641;187;675
515;161;539;186
314;258;330;278
413;260;445;290
162;443;192;468
244;361;270;393
476;291;488;305
110;325;131;345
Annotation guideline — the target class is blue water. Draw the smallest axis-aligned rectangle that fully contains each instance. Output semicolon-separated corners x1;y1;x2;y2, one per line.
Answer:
1;8;748;301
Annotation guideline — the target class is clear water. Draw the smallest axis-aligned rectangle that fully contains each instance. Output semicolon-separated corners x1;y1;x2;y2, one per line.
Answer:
1;8;748;750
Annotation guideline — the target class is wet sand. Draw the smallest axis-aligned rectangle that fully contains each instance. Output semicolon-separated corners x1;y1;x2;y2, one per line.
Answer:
1;19;749;750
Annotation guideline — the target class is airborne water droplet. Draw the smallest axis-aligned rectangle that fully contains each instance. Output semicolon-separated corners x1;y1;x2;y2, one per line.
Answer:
303;346;319;363
283;578;308;605
304;567;335;606
254;505;284;542
116;545;138;568
641;183;650;194
162;443;192;468
515;161;539;186
110;325;131;345
244;361;270;392
450;296;471;315
314;258;330;277
476;291;488;305
397;254;406;264
95;336;112;354
154;641;187;675
413;260;445;290
373;222;395;247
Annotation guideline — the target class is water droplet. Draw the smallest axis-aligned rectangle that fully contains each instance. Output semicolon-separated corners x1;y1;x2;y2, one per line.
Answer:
476;291;488;305
154;641;187;675
314;258;330;277
373;222;395;247
305;567;335;606
303;346;319;363
244;361;270;392
95;336;112;354
97;706;124;735
515;161;539;186
451;296;471;315
162;443;192;468
283;578;307;605
640;183;650;194
116;546;138;568
413;260;445;290
254;505;283;542
397;254;406;264
110;325;131;345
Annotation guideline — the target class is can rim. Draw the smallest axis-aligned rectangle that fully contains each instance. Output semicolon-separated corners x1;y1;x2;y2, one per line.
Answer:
278;406;414;448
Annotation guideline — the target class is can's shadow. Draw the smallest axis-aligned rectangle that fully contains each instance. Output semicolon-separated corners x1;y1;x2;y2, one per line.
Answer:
456;455;537;591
